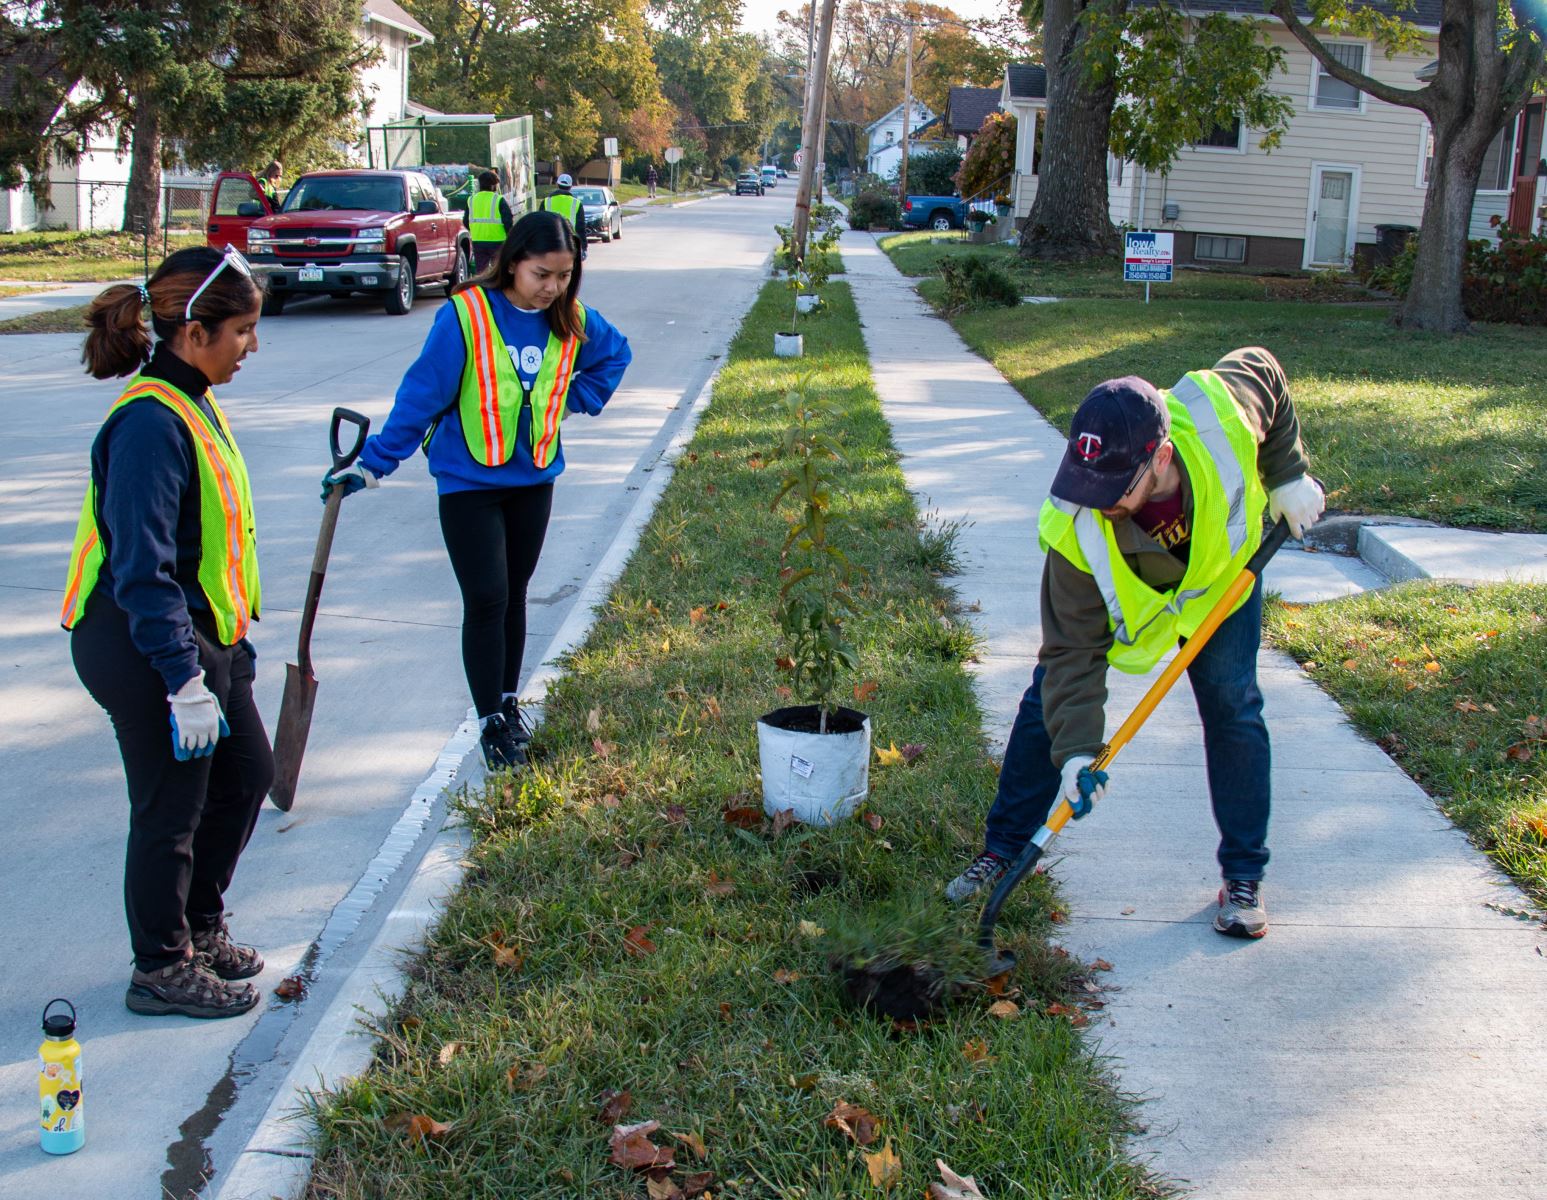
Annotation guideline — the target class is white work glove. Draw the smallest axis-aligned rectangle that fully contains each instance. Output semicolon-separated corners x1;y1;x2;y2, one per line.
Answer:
167;671;227;760
1268;474;1325;541
320;462;378;504
1059;754;1109;820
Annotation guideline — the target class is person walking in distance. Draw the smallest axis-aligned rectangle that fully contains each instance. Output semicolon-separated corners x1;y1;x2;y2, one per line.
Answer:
464;169;514;276
65;246;272;1019
943;348;1326;940
542;173;588;260
322;212;631;770
645;164;659;199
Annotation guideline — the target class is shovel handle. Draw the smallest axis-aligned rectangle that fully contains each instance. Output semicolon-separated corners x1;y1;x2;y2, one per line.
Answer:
330;408;370;472
298;411;371;675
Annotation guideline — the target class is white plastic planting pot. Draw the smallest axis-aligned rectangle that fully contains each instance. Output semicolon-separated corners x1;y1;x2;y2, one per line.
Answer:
773;331;803;358
757;704;871;827
795;294;819;313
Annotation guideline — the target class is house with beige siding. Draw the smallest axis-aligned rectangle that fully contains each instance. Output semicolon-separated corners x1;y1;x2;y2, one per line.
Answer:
1003;0;1545;269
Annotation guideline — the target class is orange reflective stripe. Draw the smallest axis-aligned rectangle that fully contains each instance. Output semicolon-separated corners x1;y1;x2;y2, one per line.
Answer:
60;527;98;624
463;289;504;460
139;382;252;639
534;335;578;467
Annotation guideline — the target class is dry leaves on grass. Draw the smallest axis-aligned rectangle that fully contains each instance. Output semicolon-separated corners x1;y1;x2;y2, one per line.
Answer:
384;1112;452;1146
586;707;602;733
484;932;524;969
593;737;618;759
436;1041;462;1066
722;798;763;829
597;1088;632;1123
610;1120;676;1172
772;968;802;985
623;926;658;957
861;811;884;832
961;1037;993;1064
506;1061;547;1090
824;1100;880;1146
853;679;879;703
774;654;796;671
770;807;797;837
986;1000;1019;1020
703;870;736;898
866;1138;903;1190
875;742;905;767
929;1159;988;1199
671;1129;708;1160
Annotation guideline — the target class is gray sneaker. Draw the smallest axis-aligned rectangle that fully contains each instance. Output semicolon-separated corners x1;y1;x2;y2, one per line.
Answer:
1214;879;1268;939
945;852;1010;903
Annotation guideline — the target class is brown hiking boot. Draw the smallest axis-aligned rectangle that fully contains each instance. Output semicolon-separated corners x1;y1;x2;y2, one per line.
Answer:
126;955;259;1019
192;920;264;980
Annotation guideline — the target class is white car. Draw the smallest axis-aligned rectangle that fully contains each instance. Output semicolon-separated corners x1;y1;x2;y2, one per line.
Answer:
760;166;778;189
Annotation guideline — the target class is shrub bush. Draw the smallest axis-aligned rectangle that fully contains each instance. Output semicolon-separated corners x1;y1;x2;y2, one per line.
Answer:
849;189;900;231
957;110;1017;201
940;254;1021;313
900;145;964;196
1464;218;1547;325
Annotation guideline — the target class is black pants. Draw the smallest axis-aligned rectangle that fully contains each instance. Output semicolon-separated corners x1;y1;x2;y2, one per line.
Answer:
471;242;500;276
72;594;274;972
438;483;554;718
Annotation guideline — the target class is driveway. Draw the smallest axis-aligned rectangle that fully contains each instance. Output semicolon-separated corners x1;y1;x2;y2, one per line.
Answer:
0;191;791;1198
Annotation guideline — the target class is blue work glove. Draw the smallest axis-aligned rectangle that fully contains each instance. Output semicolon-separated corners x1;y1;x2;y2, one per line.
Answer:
167;671;230;761
320;463;378;504
1059;754;1110;820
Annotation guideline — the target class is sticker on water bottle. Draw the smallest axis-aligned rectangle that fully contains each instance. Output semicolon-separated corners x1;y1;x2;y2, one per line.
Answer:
790;755;814;779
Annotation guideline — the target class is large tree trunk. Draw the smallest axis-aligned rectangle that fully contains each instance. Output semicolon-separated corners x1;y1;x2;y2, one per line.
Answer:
123;90;161;238
1020;0;1121;260
1400;115;1494;332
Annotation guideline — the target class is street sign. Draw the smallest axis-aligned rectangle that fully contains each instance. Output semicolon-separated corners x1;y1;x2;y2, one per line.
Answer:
663;146;684;164
794;148;804;166
1123;231;1174;284
604;137;619;158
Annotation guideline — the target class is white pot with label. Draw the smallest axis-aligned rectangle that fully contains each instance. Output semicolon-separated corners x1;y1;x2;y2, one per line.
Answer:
774;331;803;358
756;704;871;826
795;293;819;314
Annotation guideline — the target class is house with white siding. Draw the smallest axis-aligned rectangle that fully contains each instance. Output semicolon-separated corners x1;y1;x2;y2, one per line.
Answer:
1003;0;1547;269
863;101;938;179
358;0;435;139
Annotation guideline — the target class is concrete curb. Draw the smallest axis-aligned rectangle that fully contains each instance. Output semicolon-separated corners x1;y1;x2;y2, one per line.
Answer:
208;352;735;1200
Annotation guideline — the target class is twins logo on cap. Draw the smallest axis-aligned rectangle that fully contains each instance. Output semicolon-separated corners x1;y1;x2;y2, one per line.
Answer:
1075;432;1103;462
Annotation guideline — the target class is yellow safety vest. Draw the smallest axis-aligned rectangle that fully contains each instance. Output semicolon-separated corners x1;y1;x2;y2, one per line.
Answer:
543;191;579;229
1038;370;1266;674
61;378;261;644
451;286;586;470
467;189;505;243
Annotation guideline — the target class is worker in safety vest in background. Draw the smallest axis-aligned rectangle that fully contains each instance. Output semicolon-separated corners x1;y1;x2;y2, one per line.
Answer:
464;170;514;275
542;174;587;260
943;348;1326;941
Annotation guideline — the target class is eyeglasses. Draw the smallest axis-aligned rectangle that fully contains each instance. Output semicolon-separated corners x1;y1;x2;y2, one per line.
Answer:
184;246;254;323
1118;444;1165;500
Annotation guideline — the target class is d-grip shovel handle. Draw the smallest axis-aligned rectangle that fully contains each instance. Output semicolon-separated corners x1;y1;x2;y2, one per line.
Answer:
330;407;370;473
976;517;1292;960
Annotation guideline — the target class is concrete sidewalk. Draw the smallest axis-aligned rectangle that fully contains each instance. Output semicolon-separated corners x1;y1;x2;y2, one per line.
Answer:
841;232;1547;1198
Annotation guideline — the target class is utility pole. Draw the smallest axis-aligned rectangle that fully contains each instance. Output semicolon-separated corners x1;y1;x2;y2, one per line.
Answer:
896;18;917;207
791;0;838;263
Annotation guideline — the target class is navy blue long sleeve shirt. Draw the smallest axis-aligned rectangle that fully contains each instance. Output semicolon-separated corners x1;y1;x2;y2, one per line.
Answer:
358;288;631;493
89;346;240;693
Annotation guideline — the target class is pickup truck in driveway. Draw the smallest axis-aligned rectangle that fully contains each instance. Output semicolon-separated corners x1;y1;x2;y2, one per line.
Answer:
899;193;995;232
206;169;472;316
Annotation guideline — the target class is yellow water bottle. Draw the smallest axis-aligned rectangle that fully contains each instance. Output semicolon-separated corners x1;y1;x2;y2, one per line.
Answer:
39;998;84;1154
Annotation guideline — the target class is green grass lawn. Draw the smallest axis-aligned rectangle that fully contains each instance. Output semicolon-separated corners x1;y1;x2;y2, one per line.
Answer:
0;229;204;282
0;283;55;298
931;296;1547;532
1267;583;1547;907
0;302;88;334
304;281;1157;1199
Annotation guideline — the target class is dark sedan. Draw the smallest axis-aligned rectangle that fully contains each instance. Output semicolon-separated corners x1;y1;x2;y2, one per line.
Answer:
735;171;764;196
572;186;622;242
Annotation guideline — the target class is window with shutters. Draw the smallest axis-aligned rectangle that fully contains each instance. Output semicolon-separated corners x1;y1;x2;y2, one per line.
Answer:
1311;43;1367;112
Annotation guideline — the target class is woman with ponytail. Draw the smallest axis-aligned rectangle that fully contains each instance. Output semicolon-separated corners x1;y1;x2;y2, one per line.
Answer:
323;210;632;771
67;245;272;1020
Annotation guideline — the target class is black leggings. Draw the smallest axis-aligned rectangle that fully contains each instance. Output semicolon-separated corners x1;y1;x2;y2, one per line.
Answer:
438;483;554;718
72;593;274;972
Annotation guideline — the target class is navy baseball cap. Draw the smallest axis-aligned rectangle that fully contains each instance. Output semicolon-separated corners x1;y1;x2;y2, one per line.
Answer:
1050;377;1171;509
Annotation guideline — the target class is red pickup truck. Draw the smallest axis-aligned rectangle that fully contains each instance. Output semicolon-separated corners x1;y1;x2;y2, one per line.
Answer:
206;169;472;316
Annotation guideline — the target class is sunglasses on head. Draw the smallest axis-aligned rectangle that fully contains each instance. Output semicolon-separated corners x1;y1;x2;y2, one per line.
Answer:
184;246;254;324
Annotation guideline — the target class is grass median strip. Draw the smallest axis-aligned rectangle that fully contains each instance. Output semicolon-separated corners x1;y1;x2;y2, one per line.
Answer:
304;279;1157;1199
1267;582;1547;907
0;302;89;334
0;229;204;282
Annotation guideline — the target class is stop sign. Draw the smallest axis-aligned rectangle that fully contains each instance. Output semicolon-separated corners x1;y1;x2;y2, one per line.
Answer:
794;149;804;166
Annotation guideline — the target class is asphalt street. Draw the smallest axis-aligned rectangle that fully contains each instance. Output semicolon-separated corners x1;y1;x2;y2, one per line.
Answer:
0;190;790;1198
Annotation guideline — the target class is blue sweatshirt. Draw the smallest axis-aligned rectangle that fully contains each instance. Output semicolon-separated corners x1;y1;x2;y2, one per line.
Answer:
89;345;241;693
358;288;631;493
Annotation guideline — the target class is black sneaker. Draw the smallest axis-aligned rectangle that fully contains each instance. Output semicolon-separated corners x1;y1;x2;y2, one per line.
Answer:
499;697;533;747
1214;879;1268;939
480;712;527;771
126;956;259;1019
944;851;1010;903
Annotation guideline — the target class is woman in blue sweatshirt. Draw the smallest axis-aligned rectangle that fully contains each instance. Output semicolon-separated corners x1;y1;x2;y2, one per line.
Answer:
327;211;631;769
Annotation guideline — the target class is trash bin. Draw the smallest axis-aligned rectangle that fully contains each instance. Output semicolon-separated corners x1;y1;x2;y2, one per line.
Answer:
1372;223;1417;267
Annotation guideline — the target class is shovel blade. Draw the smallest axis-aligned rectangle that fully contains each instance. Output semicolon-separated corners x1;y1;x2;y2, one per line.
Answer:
268;662;318;811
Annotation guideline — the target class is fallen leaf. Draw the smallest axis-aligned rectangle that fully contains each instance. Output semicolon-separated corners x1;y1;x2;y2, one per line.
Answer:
824;1100;880;1146
485;934;524;970
624;925;658;956
865;1138;903;1190
601;793;622;810
586;707;602;733
984;971;1009;996
1045;1002;1078;1018
775;685;793;699
771;807;797;837
1475;629;1500;640
1454;699;1481;714
400;1015;422;1032
875;742;905;767
929;1158;988;1199
1120;906;1136;915
593;737;617;758
647;1171;684;1200
791;1072;819;1091
609;1120;674;1172
722;801;763;829
437;1041;462;1066
1424;661;1441;673
775;654;796;671
671;1129;709;1160
646;600;662;616
384;1112;452;1145
274;975;306;1000
662;803;688;823
772;968;802;984
1091;958;1114;971
506;1061;547;1090
961;1037;991;1063
747;455;765;469
853;679;879;703
660;637;672;653
987;1000;1020;1020
860;811;883;832
701;695;722;720
704;870;736;898
1505;743;1534;763
680;1170;716;1197
798;919;826;937
718;1002;733;1022
689;606;707;624
1341;658;1358;671
597;1088;632;1123
1525;715;1547;741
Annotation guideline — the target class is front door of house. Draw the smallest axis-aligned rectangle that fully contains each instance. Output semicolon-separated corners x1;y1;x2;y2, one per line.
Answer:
1507;100;1543;234
1309;166;1357;267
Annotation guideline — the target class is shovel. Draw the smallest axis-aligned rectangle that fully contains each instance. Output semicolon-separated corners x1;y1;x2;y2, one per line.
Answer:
978;517;1292;976
268;407;371;811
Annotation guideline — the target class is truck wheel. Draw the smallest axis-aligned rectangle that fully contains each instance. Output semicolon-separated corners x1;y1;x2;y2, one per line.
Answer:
930;212;953;232
445;246;468;294
385;260;416;315
261;292;286;317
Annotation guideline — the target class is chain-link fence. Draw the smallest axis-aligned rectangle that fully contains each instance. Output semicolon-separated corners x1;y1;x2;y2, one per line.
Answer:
2;177;214;251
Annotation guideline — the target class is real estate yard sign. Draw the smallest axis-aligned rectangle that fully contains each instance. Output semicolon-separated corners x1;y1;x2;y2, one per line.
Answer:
1124;230;1173;303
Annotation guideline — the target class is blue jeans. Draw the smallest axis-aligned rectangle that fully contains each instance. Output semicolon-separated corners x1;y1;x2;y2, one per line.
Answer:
983;579;1270;881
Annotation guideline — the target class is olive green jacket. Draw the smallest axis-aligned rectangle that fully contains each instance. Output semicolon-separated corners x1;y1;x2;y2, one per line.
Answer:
1038;346;1310;767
